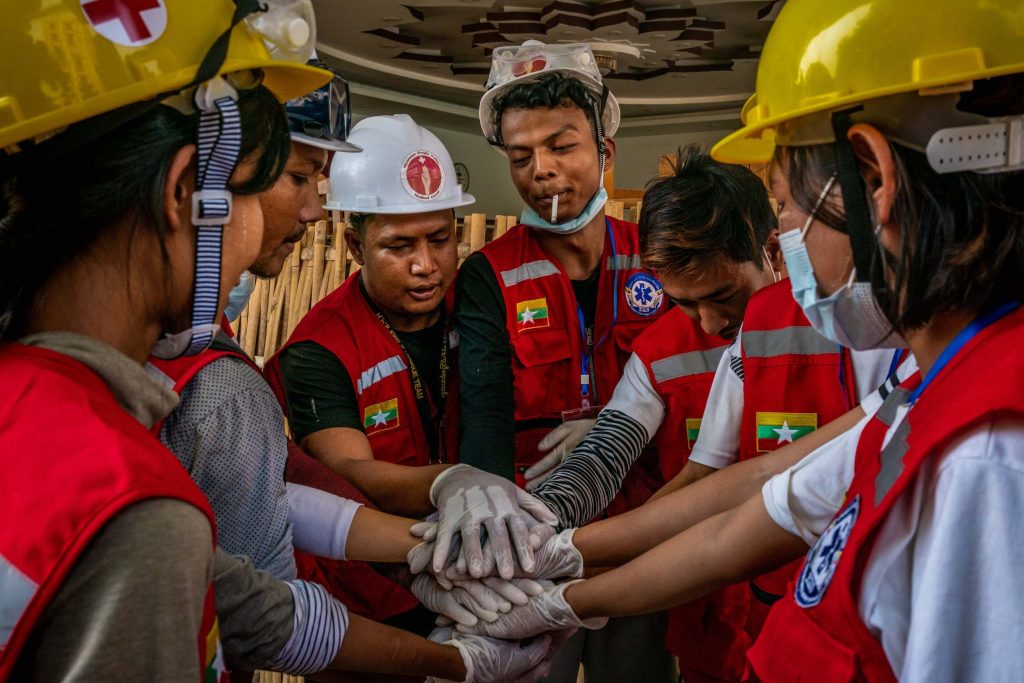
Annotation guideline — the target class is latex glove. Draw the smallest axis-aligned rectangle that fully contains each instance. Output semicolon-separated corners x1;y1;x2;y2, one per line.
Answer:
525;419;596;491
447;529;583;583
457;580;606;640
451;522;557;579
426;626;554;683
413;574;513;627
431;465;558;580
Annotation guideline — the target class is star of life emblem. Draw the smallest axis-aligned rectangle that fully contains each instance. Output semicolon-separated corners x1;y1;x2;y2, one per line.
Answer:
625;272;663;317
795;495;860;608
81;0;167;47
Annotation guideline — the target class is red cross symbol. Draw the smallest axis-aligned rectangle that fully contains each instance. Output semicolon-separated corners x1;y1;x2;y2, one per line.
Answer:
82;0;162;43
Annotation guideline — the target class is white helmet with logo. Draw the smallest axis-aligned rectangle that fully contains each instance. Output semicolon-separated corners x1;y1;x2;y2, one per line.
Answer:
478;40;621;146
325;114;475;214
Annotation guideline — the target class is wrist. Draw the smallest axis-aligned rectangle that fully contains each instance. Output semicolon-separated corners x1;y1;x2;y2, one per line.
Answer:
443;641;471;682
429;463;469;505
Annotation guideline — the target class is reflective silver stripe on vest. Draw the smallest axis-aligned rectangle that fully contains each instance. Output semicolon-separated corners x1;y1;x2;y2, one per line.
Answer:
500;260;560;287
650;346;728;383
1;553;37;647
742;327;836;358
356;355;408;395
606;254;643;271
875;415;911;505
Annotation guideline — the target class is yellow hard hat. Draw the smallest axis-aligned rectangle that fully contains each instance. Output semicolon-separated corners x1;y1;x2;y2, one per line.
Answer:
1;0;331;152
712;0;1024;164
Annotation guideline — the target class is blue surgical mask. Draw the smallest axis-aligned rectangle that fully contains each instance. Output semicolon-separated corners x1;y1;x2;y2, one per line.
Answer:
520;186;608;235
779;177;906;351
224;271;256;322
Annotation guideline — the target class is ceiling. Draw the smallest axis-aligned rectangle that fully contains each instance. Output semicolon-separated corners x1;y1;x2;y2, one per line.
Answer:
314;0;783;136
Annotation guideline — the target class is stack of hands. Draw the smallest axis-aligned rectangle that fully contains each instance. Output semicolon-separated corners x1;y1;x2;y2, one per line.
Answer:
406;464;603;683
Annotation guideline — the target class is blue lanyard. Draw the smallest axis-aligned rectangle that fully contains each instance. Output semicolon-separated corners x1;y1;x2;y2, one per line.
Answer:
908;301;1021;404
577;218;619;408
837;347;903;410
886;349;902;379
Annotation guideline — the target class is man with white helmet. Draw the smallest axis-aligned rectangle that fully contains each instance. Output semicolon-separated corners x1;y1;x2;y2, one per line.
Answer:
451;41;674;682
266;113;559;631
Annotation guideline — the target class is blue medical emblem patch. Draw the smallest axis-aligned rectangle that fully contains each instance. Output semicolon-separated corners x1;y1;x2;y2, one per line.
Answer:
625;272;663;317
795;495;860;608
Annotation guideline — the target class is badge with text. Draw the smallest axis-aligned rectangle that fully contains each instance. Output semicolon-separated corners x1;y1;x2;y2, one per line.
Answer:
81;0;168;47
516;297;550;331
755;411;816;452
625;272;663;317
364;398;400;435
401;150;444;201
795;495;860;608
685;418;702;450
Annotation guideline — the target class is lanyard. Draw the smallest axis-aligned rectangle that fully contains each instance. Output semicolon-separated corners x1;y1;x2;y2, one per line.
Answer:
908;300;1020;404
576;219;619;408
837;347;903;410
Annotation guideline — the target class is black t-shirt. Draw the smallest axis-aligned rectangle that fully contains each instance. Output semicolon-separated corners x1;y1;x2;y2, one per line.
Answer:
454;251;598;479
277;312;448;460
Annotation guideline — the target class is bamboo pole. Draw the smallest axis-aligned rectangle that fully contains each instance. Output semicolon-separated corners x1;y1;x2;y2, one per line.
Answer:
469;213;487;253
318;247;332;302
286;241;301;331
493;214;507;240
242;278;263;358
238;299;249;348
311;220;327;304
255;274;271;361
264;273;288;359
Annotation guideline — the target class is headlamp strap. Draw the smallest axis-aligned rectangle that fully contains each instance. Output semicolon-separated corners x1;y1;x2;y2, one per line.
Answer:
192;0;265;89
831;106;875;284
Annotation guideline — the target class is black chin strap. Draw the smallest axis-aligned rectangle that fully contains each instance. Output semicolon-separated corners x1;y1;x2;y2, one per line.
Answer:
192;0;265;88
830;107;875;284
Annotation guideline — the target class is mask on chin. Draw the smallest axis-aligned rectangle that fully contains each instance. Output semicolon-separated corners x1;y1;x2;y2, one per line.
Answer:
520;186;608;235
224;271;256;322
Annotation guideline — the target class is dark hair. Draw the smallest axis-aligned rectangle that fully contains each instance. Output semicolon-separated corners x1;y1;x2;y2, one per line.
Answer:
775;74;1024;333
490;73;601;146
639;144;777;278
0;85;290;340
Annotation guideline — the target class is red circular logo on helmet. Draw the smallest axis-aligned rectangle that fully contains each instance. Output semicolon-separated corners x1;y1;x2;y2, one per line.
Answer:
512;57;547;78
401;150;445;201
81;0;168;47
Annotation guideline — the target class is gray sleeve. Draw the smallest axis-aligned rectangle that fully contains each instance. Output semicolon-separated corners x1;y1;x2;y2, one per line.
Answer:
212;549;348;675
160;357;297;580
533;409;651;528
12;499;214;681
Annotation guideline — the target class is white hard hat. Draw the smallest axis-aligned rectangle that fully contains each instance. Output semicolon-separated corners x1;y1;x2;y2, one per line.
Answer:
478;41;621;146
324;114;475;213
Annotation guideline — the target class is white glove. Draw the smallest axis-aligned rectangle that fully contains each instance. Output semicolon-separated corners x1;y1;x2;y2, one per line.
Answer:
413;573;514;627
426;626;555;683
431;465;558;580
456;580;607;640
450;522;557;579
525;419;596;491
447;529;583;583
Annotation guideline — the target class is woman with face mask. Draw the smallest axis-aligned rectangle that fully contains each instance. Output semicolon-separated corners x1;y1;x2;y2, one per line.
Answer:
438;2;1024;680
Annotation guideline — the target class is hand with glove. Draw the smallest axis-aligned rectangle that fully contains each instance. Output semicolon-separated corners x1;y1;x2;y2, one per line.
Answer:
525;418;596;491
445;529;584;583
430;465;558;580
456;580;607;640
413;572;548;627
426;626;555;683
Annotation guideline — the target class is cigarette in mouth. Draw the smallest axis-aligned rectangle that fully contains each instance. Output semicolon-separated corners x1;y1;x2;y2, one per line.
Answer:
550;193;558;222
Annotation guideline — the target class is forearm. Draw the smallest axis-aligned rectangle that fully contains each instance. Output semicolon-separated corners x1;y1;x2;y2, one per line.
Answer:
567;494;807;620
533;409;650;527
575;448;797;567
346;507;420;563
319;453;447;518
329;613;465;680
648;460;718;503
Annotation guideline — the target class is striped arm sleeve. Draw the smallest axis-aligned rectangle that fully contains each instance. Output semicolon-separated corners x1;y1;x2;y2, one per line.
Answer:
533;409;651;528
273;580;349;675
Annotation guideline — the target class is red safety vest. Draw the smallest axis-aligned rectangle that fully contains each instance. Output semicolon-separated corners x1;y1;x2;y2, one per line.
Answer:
739;279;857;608
749;307;1024;682
633;307;747;681
0;344;225;681
480;217;665;513
155;336;419;623
632;305;729;481
266;272;459;468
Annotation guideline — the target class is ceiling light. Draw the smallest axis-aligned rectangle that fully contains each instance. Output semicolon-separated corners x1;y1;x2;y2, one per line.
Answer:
382;16;402;23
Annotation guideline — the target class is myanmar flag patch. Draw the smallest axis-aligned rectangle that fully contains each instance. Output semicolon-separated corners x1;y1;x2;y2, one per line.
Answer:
364;398;400;435
516;297;550;331
755;412;817;452
685;418;702;450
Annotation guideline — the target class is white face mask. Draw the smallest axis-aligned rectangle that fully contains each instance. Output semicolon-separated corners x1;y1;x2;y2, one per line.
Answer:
520;186;608;234
779;176;907;351
224;271;256;322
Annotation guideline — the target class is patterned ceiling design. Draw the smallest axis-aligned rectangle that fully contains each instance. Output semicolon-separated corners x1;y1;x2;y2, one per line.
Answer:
315;1;785;129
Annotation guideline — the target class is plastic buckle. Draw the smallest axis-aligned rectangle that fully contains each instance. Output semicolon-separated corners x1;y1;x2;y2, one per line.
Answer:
192;189;233;226
926;117;1024;174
